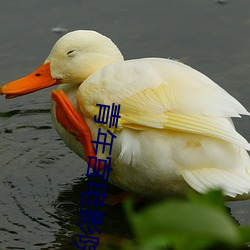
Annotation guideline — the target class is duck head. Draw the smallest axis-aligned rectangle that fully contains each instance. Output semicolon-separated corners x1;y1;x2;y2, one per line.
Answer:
0;30;124;98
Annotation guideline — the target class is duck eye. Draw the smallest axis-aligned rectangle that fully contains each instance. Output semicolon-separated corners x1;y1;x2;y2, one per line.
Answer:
67;50;76;56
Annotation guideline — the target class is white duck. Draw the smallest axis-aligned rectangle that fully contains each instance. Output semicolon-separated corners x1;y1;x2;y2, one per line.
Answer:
1;30;250;199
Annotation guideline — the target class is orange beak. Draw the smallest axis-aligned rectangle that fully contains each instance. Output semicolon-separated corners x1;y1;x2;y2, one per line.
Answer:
0;62;61;98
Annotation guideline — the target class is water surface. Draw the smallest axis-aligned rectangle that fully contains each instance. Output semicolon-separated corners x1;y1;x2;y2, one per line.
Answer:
1;0;250;249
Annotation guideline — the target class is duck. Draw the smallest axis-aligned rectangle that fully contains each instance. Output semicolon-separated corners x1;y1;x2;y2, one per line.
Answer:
1;30;250;199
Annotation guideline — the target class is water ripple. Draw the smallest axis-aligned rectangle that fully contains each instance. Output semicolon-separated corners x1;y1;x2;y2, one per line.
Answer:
0;109;51;118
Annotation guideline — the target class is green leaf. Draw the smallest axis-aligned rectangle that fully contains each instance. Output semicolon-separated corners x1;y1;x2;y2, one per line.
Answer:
124;198;241;249
239;226;250;243
187;189;226;209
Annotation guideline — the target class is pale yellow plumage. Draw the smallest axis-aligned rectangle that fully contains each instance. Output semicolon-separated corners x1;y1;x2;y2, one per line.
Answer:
39;31;250;198
78;58;250;150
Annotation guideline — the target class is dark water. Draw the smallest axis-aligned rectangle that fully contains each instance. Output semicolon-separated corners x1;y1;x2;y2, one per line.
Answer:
1;0;250;249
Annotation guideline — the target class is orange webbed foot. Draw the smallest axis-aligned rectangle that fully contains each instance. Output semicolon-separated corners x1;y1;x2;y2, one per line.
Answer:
51;89;96;166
